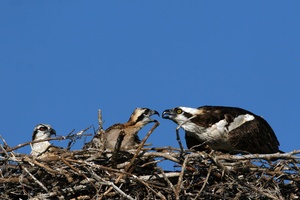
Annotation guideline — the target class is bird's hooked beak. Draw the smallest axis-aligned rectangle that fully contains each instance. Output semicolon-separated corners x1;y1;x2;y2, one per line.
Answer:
151;110;160;117
149;109;160;122
162;109;174;119
50;128;57;136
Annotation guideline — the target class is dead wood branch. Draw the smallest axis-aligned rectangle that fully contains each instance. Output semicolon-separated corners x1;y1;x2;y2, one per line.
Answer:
1;127;92;154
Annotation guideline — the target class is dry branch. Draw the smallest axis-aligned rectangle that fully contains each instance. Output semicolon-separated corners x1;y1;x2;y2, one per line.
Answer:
0;127;92;154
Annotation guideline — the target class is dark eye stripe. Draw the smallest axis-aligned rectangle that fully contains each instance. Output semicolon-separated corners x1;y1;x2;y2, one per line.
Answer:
134;109;151;124
143;109;150;115
183;112;193;119
39;126;48;131
136;113;145;123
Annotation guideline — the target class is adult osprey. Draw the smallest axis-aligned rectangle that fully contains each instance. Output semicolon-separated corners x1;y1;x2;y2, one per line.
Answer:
162;106;281;154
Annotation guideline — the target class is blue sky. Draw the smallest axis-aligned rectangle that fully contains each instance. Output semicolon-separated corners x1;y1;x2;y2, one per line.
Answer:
0;1;299;169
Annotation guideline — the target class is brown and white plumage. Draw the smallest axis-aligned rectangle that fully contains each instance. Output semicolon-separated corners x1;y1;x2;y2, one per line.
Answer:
83;108;159;150
162;106;280;154
30;124;62;157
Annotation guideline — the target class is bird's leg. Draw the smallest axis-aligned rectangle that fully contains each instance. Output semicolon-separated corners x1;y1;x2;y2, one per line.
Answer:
176;115;196;159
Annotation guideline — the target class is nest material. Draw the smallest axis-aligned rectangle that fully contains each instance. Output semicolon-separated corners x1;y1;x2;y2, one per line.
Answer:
0;114;299;199
1;142;300;199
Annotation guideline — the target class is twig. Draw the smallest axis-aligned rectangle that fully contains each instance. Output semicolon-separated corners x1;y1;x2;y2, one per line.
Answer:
175;128;184;156
0;177;29;183
240;181;282;200
66;129;76;137
61;156;98;191
0;144;10;157
23;167;49;192
98;109;104;132
0;135;10;149
175;115;196;157
32;184;89;199
193;165;212;200
158;167;177;195
98;109;105;151
88;168;134;200
8;150;49;192
143;152;180;163
68;126;92;149
139;171;181;181
23;155;74;182
104;121;160;197
210;151;230;176
131;174;167;200
124;121;160;174
1;131;92;153
175;154;190;200
111;130;125;168
217;150;300;160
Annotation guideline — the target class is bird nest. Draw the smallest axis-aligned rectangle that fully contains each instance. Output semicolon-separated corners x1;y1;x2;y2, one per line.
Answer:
1;121;300;199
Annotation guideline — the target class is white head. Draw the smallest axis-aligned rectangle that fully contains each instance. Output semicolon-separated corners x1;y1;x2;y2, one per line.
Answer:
162;106;200;125
32;124;56;141
31;124;56;156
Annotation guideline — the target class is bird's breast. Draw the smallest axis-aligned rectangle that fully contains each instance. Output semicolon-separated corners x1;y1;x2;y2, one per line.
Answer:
31;141;51;156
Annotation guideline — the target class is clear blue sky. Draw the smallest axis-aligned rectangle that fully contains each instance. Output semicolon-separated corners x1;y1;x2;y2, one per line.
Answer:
0;1;299;169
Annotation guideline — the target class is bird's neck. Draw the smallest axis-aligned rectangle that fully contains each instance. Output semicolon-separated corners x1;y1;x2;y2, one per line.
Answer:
124;121;146;132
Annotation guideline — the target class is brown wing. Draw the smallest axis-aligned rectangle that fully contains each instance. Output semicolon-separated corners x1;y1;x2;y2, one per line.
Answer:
104;127;124;149
104;123;141;150
105;123;126;132
105;123;142;150
228;116;280;153
83;123;125;150
47;145;64;153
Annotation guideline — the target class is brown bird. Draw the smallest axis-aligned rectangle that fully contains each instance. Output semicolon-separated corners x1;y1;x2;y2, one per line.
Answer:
162;106;281;154
30;124;63;158
83;108;159;150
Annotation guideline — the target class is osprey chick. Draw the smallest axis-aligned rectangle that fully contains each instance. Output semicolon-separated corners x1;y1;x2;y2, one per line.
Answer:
162;106;280;154
31;124;62;157
83;108;159;150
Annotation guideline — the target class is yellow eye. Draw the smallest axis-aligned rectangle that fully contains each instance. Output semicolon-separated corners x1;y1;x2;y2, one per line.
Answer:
176;109;182;114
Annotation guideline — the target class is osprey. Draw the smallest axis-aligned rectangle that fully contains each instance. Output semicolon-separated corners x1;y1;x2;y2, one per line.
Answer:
83;108;159;150
162;106;280;154
31;124;63;157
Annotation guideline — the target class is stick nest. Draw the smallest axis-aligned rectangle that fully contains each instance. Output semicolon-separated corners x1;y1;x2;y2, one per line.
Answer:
1;122;299;199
